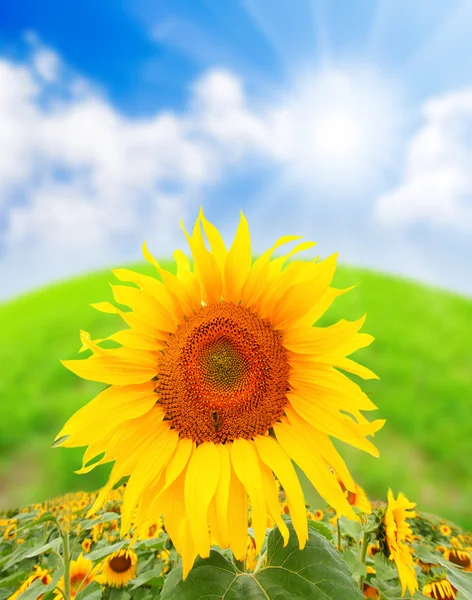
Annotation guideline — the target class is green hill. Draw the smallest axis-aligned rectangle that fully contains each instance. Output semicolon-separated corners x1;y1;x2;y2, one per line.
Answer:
1;263;471;527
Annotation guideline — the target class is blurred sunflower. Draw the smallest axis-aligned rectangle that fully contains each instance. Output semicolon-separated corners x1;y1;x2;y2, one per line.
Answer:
56;211;383;576
338;478;371;514
362;582;379;599
99;548;137;587
444;548;472;571
423;579;457;600
10;566;51;600
440;524;452;537
55;553;97;598
381;490;418;596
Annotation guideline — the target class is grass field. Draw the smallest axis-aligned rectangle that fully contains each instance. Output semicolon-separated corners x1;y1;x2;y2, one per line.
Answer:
1;261;471;528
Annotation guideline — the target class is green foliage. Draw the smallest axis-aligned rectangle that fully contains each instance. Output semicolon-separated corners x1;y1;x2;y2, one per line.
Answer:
161;522;363;600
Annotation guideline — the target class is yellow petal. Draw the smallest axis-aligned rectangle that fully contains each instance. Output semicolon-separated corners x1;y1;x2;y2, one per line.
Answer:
253;434;308;549
274;415;357;521
61;355;157;386
56;382;157;448
142;242;196;315
213;443;231;546
270;254;338;329
185;442;220;558
226;455;248;560
199;208;227;271
231;438;266;551
108;329;164;352
288;391;382;457
241;235;301;307
224;212;251;303
121;425;179;533
181;218;222;304
259;461;289;546
111;285;175;333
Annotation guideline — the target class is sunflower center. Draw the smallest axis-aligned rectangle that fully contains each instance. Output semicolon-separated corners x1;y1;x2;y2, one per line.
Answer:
156;302;289;444
199;337;250;392
109;554;132;573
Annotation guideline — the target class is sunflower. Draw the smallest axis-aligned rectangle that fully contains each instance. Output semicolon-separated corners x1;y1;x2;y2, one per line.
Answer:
55;553;97;598
367;541;381;558
338;478;371;514
56;211;384;577
82;537;92;553
362;582;379;599
440;524;452;537
310;509;324;521
10;566;51;600
422;579;457;600
444;548;472;571
99;548;138;587
382;490;418;596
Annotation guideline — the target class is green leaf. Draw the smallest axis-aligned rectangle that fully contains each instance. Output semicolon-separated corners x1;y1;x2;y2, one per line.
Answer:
24;536;62;559
129;568;164;590
161;521;364;599
338;517;362;544
343;549;367;579
0;571;26;588
308;520;333;541
373;553;398;581
75;581;102;600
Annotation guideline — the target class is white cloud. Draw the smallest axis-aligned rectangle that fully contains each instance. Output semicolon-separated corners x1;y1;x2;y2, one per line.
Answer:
0;49;284;299
375;88;472;230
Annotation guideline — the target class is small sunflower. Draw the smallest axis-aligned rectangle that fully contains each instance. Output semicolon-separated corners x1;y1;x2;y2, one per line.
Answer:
82;537;92;553
3;523;16;540
367;541;380;558
444;548;472;571
99;548;138;587
311;509;324;521
382;490;418;596
338;478;371;514
423;579;457;600
10;566;51;600
362;582;379;599
56;211;383;576
55;553;97;598
440;524;452;537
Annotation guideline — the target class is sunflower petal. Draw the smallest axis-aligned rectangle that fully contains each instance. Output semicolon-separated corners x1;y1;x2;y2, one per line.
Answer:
185;442;220;558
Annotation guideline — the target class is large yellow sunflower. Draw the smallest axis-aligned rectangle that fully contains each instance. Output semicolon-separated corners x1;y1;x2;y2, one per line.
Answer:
56;211;384;577
383;490;418;596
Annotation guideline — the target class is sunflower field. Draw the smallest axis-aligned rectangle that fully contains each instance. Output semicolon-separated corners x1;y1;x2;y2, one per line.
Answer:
2;485;472;599
2;211;472;599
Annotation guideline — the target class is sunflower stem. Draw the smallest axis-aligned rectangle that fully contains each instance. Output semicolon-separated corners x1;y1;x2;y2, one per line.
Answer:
62;530;71;600
358;530;371;591
337;519;342;552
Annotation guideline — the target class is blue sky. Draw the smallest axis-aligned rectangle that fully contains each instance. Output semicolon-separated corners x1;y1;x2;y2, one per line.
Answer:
1;0;472;299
